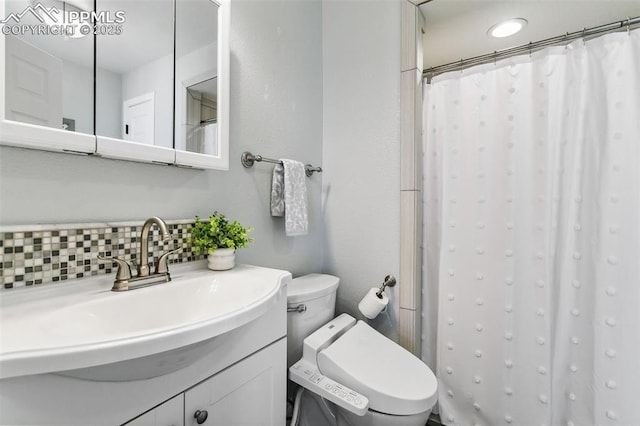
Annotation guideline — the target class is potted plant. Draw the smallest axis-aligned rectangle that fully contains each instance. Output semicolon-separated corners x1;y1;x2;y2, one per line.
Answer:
189;212;253;270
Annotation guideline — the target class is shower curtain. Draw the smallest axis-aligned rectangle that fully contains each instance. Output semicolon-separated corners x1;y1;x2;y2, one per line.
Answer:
422;30;640;426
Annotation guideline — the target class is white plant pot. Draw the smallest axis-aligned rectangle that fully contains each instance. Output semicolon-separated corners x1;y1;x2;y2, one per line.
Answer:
207;248;235;270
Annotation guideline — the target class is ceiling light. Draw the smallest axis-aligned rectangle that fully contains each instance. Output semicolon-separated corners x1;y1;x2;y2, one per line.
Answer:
488;18;528;38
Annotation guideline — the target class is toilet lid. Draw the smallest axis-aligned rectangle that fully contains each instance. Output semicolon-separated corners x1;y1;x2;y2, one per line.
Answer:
317;321;437;416
287;274;339;303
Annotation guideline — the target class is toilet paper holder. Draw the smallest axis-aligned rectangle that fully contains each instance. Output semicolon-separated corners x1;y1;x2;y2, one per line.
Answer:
375;275;396;298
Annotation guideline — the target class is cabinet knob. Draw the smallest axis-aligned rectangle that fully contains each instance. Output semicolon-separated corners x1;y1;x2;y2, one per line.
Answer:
194;410;208;424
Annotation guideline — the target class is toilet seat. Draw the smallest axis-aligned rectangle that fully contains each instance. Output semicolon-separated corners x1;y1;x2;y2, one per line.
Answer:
317;321;438;416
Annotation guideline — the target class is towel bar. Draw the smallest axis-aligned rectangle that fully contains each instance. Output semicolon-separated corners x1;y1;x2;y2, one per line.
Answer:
241;151;322;177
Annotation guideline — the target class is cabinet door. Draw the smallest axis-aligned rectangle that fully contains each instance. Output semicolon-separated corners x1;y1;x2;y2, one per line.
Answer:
184;339;286;426
125;394;184;426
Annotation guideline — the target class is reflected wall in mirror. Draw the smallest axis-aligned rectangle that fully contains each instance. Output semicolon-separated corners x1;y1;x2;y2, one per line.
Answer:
95;0;174;148
175;0;218;156
3;0;94;134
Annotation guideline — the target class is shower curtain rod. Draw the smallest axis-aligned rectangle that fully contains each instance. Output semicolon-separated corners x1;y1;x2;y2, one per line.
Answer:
423;16;640;81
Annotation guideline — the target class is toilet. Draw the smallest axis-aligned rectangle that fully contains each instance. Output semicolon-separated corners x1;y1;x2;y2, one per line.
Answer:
287;274;340;368
287;274;438;426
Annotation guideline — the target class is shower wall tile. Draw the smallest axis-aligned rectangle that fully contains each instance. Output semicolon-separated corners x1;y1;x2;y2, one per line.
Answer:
401;68;423;191
400;190;421;311
401;0;417;72
401;0;425;72
414;70;423;186
399;0;425;356
401;70;416;190
0;219;204;290
399;307;420;354
416;188;423;307
416;9;424;74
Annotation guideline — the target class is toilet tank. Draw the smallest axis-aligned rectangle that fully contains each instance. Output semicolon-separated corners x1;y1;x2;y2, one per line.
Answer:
286;274;339;367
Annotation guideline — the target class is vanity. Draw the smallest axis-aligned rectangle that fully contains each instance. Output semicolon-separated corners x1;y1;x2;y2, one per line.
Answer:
0;261;289;425
0;2;287;422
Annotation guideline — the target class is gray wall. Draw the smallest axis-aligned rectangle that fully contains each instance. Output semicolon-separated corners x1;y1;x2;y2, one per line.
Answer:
321;0;402;340
0;0;324;277
0;0;405;339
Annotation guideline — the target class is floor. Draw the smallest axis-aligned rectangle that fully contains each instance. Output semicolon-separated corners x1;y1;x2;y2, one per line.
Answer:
286;412;443;425
287;397;444;425
427;413;443;426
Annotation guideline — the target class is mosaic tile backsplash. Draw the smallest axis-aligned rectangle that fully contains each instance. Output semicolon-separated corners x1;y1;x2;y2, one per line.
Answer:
0;219;204;290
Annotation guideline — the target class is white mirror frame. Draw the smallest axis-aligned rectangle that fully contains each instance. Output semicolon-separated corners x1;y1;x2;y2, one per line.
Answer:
0;0;229;170
175;0;229;170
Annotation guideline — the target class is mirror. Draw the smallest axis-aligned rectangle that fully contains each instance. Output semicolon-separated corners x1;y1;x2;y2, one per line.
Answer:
1;0;229;168
175;0;219;156
95;0;174;148
3;0;94;134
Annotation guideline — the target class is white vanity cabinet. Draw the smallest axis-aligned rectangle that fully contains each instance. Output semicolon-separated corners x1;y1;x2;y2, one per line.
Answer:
126;395;184;426
184;340;286;426
0;264;289;426
125;340;286;426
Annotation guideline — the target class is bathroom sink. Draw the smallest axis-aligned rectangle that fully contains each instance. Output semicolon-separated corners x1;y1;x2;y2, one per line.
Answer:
0;263;288;380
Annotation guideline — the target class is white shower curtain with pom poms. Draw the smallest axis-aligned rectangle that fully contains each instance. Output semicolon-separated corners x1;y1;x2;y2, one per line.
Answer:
422;29;640;426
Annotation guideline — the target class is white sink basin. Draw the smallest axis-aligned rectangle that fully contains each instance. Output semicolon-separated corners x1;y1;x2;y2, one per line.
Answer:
0;263;288;380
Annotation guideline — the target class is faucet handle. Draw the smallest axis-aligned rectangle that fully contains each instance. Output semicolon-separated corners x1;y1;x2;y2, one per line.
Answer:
98;255;133;282
155;248;181;274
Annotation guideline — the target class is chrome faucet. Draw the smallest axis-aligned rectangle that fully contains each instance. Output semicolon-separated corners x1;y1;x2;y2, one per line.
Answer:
99;216;179;291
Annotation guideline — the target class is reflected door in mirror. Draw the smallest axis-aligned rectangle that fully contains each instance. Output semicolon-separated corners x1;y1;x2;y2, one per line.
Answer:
3;0;94;134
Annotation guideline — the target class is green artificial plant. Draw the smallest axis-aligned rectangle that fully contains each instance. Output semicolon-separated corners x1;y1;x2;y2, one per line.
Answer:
189;212;253;255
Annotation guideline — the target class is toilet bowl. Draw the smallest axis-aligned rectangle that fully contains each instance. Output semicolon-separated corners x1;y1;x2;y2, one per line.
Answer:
287;275;438;426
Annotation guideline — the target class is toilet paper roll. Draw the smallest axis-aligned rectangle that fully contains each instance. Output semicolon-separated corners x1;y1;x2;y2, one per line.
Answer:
358;287;389;319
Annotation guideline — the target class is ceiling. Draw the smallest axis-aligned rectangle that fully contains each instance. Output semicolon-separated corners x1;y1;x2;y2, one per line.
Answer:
98;0;218;74
419;0;640;70
9;0;640;75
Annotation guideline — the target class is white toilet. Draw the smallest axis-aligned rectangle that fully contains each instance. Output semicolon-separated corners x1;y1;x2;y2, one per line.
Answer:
287;274;438;426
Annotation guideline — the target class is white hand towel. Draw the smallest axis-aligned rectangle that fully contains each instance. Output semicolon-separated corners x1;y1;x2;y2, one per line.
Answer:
281;159;308;236
270;163;285;217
